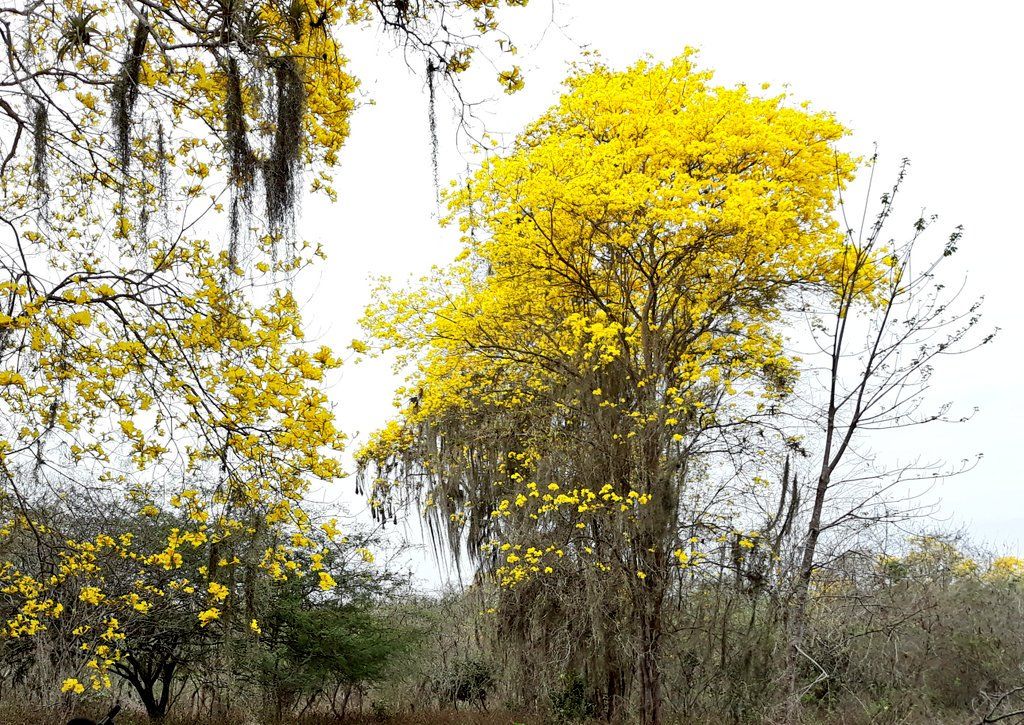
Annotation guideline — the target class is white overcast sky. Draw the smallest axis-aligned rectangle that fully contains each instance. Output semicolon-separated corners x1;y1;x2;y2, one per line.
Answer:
292;0;1024;578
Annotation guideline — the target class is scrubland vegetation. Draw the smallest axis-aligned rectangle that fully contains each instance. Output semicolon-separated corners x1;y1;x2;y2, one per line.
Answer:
4;532;1024;724
0;1;1014;723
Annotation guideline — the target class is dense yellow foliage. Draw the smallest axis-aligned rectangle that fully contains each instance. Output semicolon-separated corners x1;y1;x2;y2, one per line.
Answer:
0;237;347;685
358;52;857;587
0;0;530;693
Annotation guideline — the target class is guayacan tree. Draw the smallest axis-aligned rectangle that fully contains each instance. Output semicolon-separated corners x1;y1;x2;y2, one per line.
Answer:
0;0;529;700
358;52;862;724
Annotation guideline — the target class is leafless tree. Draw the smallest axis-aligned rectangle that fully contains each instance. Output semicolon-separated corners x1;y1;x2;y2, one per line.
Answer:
782;156;995;721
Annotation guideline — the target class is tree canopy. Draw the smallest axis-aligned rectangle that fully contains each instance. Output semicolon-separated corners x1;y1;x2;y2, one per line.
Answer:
359;51;857;573
0;0;529;698
357;52;860;722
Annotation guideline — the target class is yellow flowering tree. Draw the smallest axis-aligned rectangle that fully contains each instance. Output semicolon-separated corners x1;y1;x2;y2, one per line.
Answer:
358;52;857;723
0;245;349;693
0;0;529;245
0;0;530;703
988;557;1024;582
0;502;383;717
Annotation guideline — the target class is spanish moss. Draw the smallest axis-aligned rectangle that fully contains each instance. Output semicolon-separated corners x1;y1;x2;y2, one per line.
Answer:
137;204;150;254
155;121;169;222
426;58;440;202
224;55;258;265
30;102;47;195
262;55;306;242
111;19;150;173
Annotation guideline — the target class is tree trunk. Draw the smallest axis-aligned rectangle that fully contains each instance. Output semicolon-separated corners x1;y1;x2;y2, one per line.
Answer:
784;468;830;723
603;634;628;723
638;598;664;725
138;681;168;720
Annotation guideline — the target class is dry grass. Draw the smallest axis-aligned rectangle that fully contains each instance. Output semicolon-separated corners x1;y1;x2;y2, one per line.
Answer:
0;705;545;725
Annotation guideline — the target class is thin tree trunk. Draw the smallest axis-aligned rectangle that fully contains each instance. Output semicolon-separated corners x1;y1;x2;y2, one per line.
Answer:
638;598;664;725
784;467;830;723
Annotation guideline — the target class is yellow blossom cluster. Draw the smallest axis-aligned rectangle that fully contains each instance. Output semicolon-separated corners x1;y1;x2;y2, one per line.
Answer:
491;482;651;520
0;232;353;686
989;556;1024;581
